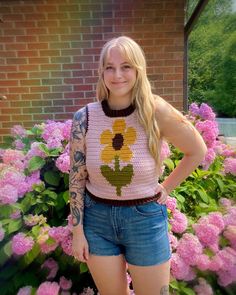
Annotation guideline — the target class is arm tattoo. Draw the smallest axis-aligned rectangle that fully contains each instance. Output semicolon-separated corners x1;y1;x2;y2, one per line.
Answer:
160;285;169;295
69;107;88;227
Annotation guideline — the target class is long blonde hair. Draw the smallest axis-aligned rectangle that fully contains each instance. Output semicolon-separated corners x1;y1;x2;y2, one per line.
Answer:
96;36;162;171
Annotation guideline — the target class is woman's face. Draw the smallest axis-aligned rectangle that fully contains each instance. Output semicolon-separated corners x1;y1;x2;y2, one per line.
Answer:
103;47;137;102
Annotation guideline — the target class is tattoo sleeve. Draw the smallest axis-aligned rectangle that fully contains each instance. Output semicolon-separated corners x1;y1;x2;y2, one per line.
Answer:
69;107;88;228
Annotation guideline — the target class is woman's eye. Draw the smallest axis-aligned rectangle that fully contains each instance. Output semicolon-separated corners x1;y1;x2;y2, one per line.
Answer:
123;65;131;69
105;66;113;70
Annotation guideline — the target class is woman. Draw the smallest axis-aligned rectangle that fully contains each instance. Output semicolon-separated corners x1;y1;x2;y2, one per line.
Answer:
69;36;207;295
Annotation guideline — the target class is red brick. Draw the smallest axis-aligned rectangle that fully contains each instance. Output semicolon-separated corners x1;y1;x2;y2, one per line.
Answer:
3;14;24;21
49;42;70;49
16;36;37;42
32;100;52;107
74;85;93;91
47;13;68;19
30;86;50;93
44;106;64;113
0;36;15;43
54;113;73;120
40;64;61;71
38;35;59;42
28;43;49;50
18;50;39;57
51;71;71;78
22;93;41;100
1;108;21;115
64;78;83;84
15;21;36;27
42;93;63;100
26;28;47;35
41;78;62;85
8;72;28;80
23;107;43;114
12;6;36;13
52;85;73;92
0;65;17;72
53;99;73;106
20;79;41;86
28;57;49;64
40;50;60;57
4;29;25;36
72;70;92;76
5;43;27;50
33;114;54;121
64;92;85;99
62;64;83;70
48;27;70;34
36;5;58;13
10;101;31;107
6;58;28;65
29;72;50;79
24;13;46;20
12;115;33;121
9;87;30;94
0;51;16;57
60;34;82;42
50;57;71;64
37;20;58;27
18;65;40;71
58;5;79;12
0;80;18;86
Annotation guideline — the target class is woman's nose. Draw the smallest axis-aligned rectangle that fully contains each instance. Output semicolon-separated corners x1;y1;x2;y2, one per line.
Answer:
114;68;122;78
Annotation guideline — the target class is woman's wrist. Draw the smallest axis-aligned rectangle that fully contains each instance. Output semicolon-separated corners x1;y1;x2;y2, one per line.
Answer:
160;183;170;195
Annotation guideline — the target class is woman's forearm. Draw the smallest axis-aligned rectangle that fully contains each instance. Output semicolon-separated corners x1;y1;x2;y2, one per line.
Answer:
161;153;206;194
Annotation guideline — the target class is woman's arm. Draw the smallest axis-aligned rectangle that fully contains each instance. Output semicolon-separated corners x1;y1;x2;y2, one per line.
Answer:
155;97;207;194
69;107;88;234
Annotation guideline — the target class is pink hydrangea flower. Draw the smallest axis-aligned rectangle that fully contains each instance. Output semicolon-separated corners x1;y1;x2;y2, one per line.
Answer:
219;197;232;208
17;286;32;295
62;120;72;141
55;152;70;173
61;234;73;256
168;232;178;250
224;207;236;226
195;120;219;148
11;125;27;137
201;148;216;170
193;222;219;247
189;103;199;117
196;254;210;271
176;233;203;265
0;184;18;204
12;233;34;255
42;121;65;149
224;158;236;176
59;276;72;290
170;253;192;281
2;149;25;171
10;210;21;219
40;241;58;254
166;196;177;212
160;140;171;162
194;278;213;295
14;139;25;150
79;287;95;295
26;142;47;159
48;226;70;243
199;103;215;121
223;225;236;250
208;254;223;271
169;209;188;233
208;212;225;232
36;281;60;295
41;258;59;279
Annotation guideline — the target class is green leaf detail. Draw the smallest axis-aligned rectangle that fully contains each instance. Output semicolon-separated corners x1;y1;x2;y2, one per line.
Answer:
28;156;46;172
44;170;60;186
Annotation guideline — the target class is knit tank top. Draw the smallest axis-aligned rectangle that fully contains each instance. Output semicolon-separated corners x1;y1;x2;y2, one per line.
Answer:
85;100;160;200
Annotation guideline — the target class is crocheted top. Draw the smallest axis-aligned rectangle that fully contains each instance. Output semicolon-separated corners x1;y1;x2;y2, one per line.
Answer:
85;100;160;200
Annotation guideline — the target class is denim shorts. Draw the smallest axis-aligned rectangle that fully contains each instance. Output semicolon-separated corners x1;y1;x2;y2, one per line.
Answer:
83;193;171;266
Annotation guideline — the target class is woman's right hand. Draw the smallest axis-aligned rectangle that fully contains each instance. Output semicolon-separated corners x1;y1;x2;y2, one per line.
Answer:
72;230;89;263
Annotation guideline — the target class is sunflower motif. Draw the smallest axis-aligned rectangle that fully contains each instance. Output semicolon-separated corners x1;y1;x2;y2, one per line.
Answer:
100;119;136;163
100;119;137;196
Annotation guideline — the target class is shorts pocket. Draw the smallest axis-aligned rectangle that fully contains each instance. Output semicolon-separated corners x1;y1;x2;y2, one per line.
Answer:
84;193;96;208
134;201;166;217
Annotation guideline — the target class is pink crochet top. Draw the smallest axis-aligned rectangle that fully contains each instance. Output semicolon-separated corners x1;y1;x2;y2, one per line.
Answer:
85;100;160;200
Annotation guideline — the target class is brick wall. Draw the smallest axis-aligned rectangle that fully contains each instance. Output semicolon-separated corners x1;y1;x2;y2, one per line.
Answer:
0;0;185;142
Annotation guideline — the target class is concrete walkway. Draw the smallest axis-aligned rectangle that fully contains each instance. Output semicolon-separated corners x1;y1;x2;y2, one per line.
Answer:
224;137;236;148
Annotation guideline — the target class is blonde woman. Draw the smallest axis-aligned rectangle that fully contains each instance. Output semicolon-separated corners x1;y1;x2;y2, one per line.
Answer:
69;36;207;295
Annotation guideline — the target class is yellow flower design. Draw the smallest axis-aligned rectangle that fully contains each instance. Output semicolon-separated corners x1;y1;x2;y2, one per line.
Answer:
100;119;136;164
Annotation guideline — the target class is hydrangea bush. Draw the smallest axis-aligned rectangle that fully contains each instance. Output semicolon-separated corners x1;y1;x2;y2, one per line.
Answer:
0;103;235;295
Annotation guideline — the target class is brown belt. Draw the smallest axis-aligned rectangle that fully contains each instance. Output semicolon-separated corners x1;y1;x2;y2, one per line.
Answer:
85;188;161;207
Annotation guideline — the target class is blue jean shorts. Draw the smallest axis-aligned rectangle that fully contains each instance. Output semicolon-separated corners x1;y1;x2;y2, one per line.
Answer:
83;193;171;266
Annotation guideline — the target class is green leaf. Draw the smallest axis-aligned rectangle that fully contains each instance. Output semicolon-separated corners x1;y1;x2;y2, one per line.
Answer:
80;262;88;273
44;170;60;186
20;194;33;213
8;219;22;234
198;189;209;203
28;156;46;172
3;241;12;257
21;244;40;266
163;158;175;171
38;143;50;156
176;194;186;203
31;225;41;237
182;287;196;295
63;190;69;203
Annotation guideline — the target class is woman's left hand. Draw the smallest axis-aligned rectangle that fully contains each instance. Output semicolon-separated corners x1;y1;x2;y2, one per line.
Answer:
156;184;169;204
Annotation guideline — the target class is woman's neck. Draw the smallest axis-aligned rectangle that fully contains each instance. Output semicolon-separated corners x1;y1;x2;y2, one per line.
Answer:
107;97;132;110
